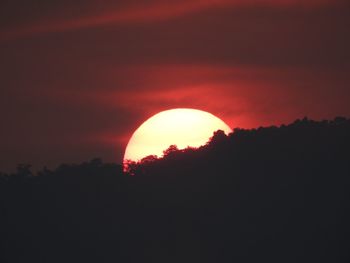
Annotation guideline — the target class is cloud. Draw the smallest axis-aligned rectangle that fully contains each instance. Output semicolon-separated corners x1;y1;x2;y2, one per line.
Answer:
40;64;348;129
1;0;344;40
0;0;349;171
1;59;349;171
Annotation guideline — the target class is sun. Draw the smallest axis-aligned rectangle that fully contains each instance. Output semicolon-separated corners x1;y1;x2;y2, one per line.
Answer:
123;108;232;164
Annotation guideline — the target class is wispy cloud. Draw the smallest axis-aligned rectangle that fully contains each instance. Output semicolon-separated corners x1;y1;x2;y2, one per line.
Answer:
1;0;339;40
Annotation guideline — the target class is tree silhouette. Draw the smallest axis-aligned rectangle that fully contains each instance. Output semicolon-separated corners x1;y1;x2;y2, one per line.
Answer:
162;144;179;157
141;155;158;163
1;117;350;263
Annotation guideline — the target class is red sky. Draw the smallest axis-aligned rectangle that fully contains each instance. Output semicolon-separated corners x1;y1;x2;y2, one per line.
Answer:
0;0;349;171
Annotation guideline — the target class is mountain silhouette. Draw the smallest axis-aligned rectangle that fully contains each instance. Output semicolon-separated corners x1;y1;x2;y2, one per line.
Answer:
1;117;350;263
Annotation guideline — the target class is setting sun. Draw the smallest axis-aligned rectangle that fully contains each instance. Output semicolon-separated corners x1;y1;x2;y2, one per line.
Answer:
123;108;232;164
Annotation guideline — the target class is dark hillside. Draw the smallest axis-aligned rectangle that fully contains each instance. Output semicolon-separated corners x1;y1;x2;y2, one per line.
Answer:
1;117;350;263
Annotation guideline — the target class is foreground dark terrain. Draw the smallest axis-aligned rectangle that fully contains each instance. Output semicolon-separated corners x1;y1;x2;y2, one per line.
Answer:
1;117;350;263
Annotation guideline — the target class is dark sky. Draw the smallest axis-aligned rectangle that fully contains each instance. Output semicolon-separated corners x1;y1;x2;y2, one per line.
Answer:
1;0;349;172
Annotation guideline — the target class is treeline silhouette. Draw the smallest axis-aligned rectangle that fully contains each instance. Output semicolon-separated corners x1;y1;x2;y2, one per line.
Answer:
1;117;350;263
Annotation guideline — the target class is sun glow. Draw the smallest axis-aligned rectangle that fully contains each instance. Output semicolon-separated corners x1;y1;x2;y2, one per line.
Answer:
123;108;232;164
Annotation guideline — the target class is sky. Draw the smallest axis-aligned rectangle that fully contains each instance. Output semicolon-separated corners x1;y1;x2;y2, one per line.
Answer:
0;0;349;171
